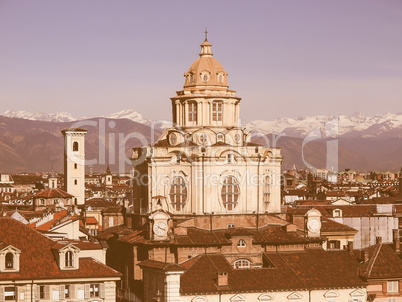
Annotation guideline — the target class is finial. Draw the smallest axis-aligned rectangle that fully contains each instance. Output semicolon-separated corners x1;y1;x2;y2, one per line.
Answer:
204;27;208;41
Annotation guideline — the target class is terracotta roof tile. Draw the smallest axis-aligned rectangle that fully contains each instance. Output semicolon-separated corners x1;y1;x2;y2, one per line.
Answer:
33;188;74;199
0;217;121;280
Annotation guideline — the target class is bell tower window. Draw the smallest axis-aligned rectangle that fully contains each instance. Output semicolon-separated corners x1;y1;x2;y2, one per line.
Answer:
188;102;197;122
73;141;79;152
212;102;223;122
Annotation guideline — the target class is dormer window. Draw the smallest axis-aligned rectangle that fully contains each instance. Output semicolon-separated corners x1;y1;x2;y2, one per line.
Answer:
58;244;80;270
5;253;13;268
333;209;342;217
0;245;21;272
234;259;250;269
65;251;74;267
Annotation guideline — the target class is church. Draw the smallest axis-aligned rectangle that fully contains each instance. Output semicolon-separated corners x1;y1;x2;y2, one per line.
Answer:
97;35;367;302
131;32;282;219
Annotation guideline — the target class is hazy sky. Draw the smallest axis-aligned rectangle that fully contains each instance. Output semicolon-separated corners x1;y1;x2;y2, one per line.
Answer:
1;0;401;122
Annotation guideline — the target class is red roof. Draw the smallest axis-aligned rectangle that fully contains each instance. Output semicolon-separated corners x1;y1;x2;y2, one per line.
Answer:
179;250;365;294
85;216;98;225
0;217;121;280
33;188;74;199
28;210;79;231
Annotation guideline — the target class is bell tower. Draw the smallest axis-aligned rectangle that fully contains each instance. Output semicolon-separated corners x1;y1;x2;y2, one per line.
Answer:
62;128;87;205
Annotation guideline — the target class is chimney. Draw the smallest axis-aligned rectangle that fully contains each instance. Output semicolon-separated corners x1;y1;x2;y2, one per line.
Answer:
360;250;369;262
376;236;382;244
217;273;228;287
347;241;354;254
393;229;400;253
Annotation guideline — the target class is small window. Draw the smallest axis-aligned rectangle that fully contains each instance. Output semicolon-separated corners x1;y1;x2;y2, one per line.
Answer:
5;287;16;301
65;285;70;299
74;179;78;185
327;240;341;250
237;239;246;247
228;224;235;228
333;209;341;217
227;154;233;163
234;259;250;269
188;102;197;122
217;133;224;142
65;251;74;267
263;176;271;204
40;199;45;205
5;252;13;269
90;284;100;297
212;102;223;122
73;141;79;152
387;298;397;302
40;286;45;299
387;281;399;292
74;163;78;169
199;133;208;145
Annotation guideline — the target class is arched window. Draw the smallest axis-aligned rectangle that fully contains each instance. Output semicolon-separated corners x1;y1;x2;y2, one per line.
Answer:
5;252;13;269
263;176;271;204
212;101;223;121
188;102;197;122
73;141;79;152
74;179;78;185
217;133;224;143
65;251;74;267
234;259;250;269
221;176;240;211
170;177;187;211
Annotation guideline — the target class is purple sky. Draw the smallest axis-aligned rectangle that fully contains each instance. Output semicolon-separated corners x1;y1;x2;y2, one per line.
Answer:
1;0;401;122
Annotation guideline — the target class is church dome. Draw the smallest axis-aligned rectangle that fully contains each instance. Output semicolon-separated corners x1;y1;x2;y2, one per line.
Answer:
184;38;228;88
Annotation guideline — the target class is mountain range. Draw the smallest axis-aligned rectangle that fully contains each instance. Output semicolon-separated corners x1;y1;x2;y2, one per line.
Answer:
0;110;401;172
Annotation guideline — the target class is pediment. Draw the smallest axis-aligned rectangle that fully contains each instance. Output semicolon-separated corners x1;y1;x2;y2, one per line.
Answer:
287;292;303;300
0;244;21;254
230;294;246;302
350;289;365;297
324;290;339;298
58;243;80;252
258;293;274;301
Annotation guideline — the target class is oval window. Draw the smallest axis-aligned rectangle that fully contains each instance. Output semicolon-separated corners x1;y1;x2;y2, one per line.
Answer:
170;133;177;145
221;176;240;210
170;177;187;211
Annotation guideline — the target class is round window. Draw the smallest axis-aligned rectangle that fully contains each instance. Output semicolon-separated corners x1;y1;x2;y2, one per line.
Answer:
234;133;241;143
202;74;208;83
170;133;177;145
199;133;208;144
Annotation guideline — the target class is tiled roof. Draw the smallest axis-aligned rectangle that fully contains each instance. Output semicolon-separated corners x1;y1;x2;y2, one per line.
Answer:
85;216;98;225
255;225;320;244
86;198;116;208
101;205;123;214
53;239;103;250
139;259;185;271
358;243;402;279
33;188;74;199
28;210;79;231
96;225;137;240
320;217;357;233
0;217;121;280
179;250;365;295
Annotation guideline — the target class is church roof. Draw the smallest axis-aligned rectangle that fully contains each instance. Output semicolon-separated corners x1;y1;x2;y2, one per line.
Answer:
183;38;229;88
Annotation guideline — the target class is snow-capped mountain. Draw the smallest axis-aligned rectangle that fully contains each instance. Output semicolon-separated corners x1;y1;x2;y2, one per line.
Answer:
246;112;402;138
2;110;402;138
2;110;84;123
105;109;150;125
